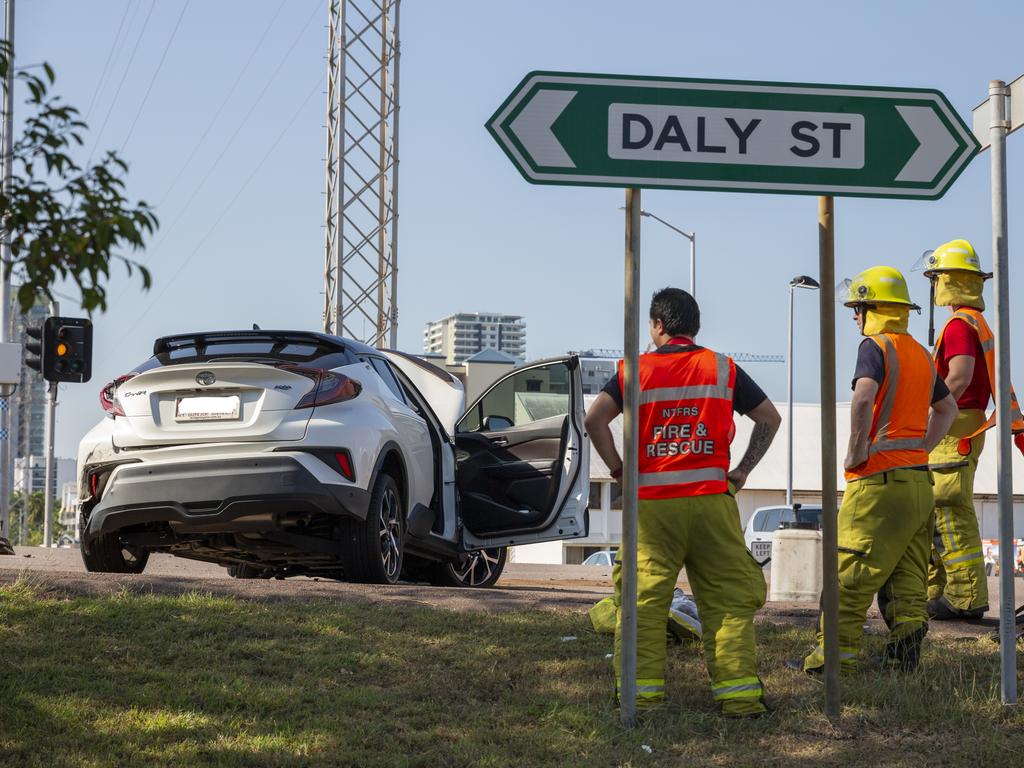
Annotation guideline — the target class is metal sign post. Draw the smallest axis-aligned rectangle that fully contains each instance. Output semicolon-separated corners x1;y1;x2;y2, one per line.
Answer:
817;196;840;720
988;80;1017;705
619;188;641;727
42;381;56;548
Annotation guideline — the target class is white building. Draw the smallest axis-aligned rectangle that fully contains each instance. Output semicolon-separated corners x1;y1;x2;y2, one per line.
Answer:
423;312;526;365
511;399;1024;565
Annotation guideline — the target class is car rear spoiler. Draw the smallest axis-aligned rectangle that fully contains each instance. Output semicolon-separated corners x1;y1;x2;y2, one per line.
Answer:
153;330;352;356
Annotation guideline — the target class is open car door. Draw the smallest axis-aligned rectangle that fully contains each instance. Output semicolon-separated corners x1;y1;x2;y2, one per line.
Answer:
455;356;589;549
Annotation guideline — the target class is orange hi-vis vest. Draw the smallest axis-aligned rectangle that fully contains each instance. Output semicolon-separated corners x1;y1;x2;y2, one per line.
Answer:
934;307;1024;454
618;347;736;499
845;333;936;481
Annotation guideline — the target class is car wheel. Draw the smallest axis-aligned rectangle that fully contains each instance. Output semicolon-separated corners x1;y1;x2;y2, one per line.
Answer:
81;532;149;574
226;563;272;579
429;547;507;588
341;473;404;585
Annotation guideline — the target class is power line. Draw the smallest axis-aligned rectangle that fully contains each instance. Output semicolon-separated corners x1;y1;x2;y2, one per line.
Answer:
146;0;321;249
125;75;325;335
155;0;289;207
104;0;317;311
86;0;157;166
119;0;191;153
83;0;134;123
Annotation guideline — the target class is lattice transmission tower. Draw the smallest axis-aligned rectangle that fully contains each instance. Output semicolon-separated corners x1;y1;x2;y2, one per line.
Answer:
323;0;401;347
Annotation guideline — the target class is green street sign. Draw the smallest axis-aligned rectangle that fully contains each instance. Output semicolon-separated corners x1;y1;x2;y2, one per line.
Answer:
487;71;980;199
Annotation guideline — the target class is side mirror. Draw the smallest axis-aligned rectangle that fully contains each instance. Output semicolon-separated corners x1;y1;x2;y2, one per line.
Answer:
483;414;513;431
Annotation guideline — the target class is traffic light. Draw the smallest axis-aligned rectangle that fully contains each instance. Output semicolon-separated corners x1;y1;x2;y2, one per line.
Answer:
22;316;92;383
24;324;43;373
42;317;92;383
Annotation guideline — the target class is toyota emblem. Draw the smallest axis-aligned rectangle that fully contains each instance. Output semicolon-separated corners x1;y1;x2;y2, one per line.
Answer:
196;371;216;386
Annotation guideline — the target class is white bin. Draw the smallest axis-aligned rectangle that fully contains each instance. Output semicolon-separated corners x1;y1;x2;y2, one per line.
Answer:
769;526;822;602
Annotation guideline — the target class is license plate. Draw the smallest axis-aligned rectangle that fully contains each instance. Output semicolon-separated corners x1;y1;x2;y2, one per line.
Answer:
752;541;772;561
175;395;241;421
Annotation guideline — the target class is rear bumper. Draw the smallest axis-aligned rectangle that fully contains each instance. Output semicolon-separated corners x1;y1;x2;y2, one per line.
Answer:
81;454;370;548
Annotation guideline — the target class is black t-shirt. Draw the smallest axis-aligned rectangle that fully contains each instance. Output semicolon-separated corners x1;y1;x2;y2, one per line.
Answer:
601;344;768;416
853;339;950;403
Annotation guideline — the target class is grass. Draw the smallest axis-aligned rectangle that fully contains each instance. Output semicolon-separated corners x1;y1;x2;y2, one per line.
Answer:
0;576;1022;768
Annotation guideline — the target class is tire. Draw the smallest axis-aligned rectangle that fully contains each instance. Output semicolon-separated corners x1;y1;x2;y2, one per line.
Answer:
429;547;507;588
81;532;149;574
340;473;404;584
226;564;272;579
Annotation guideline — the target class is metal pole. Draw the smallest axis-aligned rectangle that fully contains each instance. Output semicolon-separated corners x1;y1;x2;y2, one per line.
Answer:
786;285;794;507
818;196;840;721
620;187;641;727
0;0;15;542
989;79;1017;705
42;381;55;548
689;233;696;299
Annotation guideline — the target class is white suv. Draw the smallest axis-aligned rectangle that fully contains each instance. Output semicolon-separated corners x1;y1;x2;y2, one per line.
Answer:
78;330;589;586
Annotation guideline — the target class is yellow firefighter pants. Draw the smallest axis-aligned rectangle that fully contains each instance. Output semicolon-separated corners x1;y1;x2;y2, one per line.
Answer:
928;409;988;612
612;493;767;714
803;468;933;673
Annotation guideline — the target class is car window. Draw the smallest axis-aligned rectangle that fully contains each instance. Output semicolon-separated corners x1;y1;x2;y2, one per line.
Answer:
796;507;823;526
757;508;784;532
134;334;355;373
458;360;571;432
369;358;406;403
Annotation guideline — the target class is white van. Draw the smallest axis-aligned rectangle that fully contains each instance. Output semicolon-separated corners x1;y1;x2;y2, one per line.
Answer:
744;504;822;565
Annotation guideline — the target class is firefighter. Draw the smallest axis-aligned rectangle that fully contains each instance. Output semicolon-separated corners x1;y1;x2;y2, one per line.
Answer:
915;239;1024;619
585;287;780;717
800;266;957;674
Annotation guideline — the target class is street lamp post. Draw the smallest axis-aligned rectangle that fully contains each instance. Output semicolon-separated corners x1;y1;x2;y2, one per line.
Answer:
639;210;696;298
787;275;820;506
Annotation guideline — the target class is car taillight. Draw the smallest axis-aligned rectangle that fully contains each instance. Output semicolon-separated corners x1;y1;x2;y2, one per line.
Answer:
280;366;361;409
99;373;137;417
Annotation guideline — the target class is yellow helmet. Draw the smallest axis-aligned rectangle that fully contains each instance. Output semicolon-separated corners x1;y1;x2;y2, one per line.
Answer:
840;265;920;310
915;239;992;279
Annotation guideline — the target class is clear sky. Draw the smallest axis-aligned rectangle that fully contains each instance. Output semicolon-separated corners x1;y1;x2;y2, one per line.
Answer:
17;0;1024;457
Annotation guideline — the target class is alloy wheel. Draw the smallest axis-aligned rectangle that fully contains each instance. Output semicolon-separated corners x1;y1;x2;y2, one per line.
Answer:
378;487;402;581
453;548;503;587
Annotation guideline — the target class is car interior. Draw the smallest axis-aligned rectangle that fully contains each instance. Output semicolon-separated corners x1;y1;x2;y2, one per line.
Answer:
454;362;573;535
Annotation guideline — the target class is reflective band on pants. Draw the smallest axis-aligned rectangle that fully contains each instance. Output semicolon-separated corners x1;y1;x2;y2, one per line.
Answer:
617;678;665;701
943;547;983;567
711;676;763;700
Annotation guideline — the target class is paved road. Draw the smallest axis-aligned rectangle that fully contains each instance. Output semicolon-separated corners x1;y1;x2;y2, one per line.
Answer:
2;547;1020;639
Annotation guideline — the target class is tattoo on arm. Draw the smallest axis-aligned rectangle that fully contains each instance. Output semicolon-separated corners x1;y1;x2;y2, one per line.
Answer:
737;421;774;476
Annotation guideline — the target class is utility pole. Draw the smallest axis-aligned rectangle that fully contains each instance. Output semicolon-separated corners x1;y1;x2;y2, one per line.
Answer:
0;0;15;543
323;0;401;347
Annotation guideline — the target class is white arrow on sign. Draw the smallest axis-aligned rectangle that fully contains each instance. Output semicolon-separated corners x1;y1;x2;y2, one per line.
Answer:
508;89;576;169
895;105;959;182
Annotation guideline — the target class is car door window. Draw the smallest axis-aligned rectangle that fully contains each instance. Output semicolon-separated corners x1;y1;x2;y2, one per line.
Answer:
370;358;406;403
760;508;783;533
458;361;571;433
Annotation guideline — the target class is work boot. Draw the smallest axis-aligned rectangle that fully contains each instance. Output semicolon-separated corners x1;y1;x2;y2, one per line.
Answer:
927;596;987;621
882;626;927;672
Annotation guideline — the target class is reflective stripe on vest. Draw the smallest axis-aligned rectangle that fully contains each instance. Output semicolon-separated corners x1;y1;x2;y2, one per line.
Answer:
845;333;934;481
935;308;1024;444
625;348;736;499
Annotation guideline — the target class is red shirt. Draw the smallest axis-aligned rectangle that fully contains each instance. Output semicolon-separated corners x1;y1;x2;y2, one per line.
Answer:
937;314;990;410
